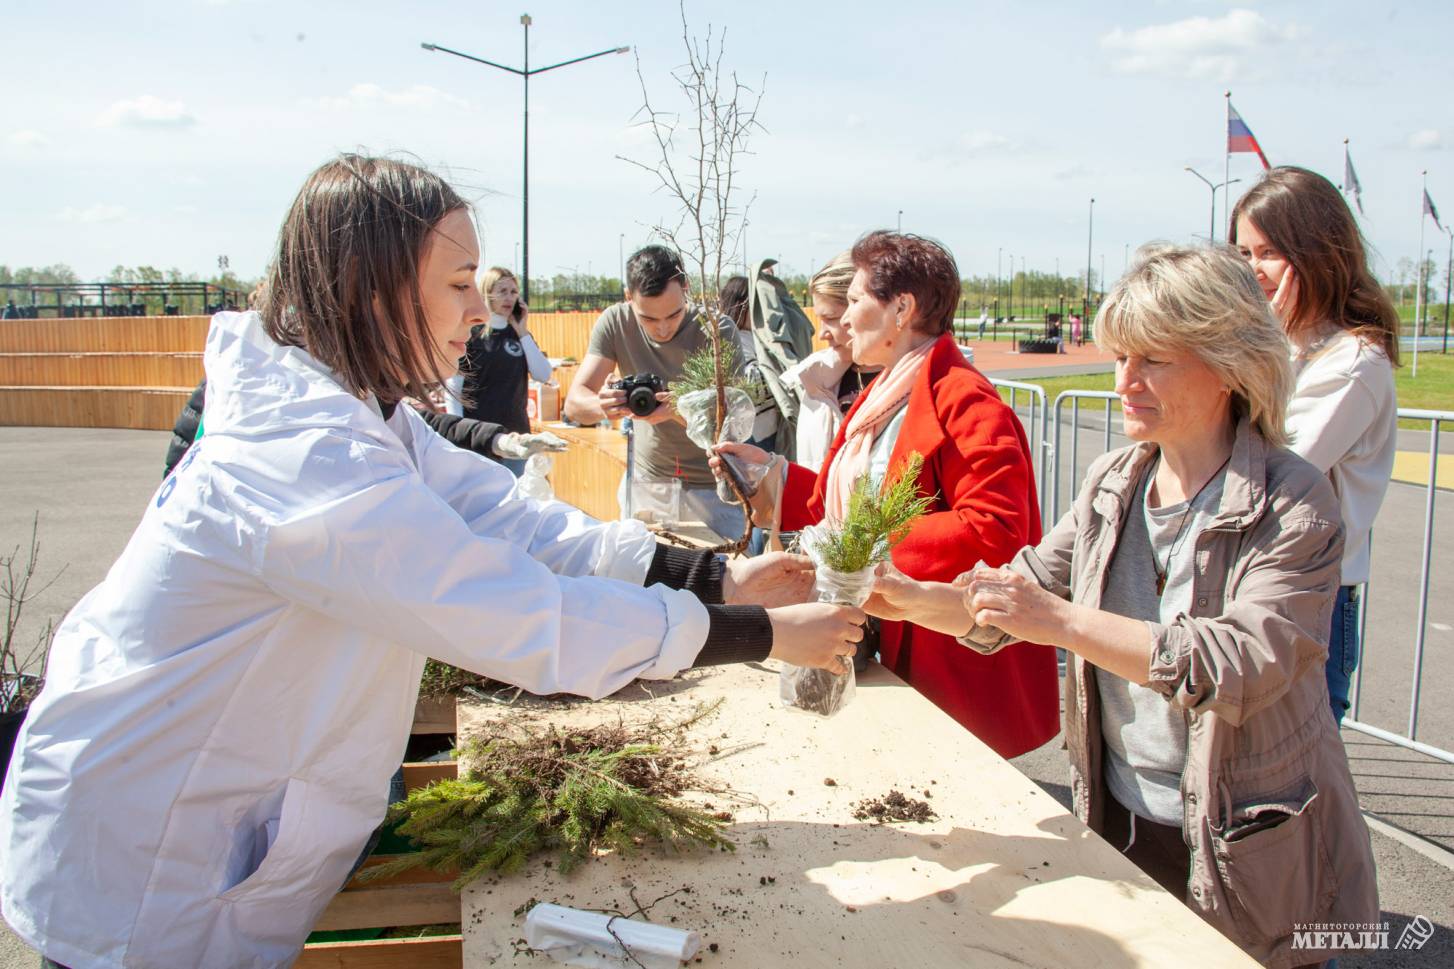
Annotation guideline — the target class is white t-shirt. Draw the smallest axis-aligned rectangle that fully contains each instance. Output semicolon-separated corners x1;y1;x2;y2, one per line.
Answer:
1285;326;1397;585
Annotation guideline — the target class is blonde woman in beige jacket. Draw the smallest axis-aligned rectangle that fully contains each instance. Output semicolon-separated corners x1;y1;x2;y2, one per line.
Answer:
867;244;1377;969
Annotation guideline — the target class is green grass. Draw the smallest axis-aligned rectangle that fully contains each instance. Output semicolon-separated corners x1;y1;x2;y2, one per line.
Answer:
994;354;1454;431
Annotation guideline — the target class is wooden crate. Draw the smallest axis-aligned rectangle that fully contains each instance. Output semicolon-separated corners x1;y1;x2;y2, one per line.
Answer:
296;696;463;968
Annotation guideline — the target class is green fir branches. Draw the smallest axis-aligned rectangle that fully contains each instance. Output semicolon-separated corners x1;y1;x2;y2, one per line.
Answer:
364;712;733;891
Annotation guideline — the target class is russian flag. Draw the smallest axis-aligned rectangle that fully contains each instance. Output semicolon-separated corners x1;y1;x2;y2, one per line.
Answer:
1227;103;1270;170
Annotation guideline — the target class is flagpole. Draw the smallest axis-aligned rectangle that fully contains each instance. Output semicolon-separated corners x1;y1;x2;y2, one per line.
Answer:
1415;170;1427;377
1343;138;1351;213
1224;92;1233;238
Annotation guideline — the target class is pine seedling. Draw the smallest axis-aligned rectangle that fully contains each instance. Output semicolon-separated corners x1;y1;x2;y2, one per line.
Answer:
668;322;759;400
817;453;935;574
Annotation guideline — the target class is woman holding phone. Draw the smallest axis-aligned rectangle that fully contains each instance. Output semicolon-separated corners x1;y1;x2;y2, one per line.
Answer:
459;267;554;471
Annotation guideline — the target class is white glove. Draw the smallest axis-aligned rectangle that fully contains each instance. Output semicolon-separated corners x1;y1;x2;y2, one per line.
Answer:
491;431;569;460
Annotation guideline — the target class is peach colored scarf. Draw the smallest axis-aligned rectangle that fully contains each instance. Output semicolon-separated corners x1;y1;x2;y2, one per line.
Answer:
822;337;934;523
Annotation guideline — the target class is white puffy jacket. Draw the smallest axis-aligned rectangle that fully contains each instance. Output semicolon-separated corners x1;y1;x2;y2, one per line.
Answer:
0;311;709;968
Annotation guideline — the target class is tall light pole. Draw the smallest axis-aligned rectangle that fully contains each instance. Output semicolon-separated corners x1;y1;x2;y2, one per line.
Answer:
618;233;626;298
1085;197;1095;311
1020;256;1026;319
1185;167;1240;242
422;17;629;301
897;210;903;233
996;247;1002;318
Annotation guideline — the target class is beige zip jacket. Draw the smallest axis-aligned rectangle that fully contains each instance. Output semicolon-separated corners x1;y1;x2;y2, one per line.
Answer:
961;419;1378;968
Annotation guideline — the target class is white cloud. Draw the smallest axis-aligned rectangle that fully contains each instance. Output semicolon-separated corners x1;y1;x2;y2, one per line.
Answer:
957;130;1012;154
312;83;471;113
1409;129;1444;151
58;204;127;224
7;130;48;147
1101;8;1300;81
99;95;197;129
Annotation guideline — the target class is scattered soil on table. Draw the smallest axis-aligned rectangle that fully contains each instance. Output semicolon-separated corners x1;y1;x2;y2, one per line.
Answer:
853;789;937;823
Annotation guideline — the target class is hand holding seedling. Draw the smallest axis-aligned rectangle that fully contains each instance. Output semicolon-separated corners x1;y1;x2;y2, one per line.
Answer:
766;603;865;673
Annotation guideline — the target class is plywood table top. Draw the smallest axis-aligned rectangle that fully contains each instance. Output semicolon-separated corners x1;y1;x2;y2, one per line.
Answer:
458;663;1255;968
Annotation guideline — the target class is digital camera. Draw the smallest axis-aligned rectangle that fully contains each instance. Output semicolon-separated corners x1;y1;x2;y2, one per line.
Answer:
611;372;666;417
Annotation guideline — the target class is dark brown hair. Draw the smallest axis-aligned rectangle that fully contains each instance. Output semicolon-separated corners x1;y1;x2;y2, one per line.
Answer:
260;154;469;403
1230;166;1400;365
718;275;750;330
850;231;960;336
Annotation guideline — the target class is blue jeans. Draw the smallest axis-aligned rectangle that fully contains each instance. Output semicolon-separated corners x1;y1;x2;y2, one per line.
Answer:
1326;586;1360;725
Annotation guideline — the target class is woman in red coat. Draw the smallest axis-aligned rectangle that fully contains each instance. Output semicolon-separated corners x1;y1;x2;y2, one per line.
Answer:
715;231;1059;758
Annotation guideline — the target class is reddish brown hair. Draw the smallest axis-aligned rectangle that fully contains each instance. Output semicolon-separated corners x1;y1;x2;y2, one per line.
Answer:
850;231;961;336
1230;166;1400;365
261;154;469;403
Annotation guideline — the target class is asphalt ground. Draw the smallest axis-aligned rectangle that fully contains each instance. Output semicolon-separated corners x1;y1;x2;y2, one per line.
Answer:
0;424;1450;966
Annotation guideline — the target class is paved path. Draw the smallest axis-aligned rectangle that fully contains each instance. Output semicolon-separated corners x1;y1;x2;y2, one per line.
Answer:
0;424;1450;965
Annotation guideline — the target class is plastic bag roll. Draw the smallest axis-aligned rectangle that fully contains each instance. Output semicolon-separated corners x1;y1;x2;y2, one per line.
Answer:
524;902;701;969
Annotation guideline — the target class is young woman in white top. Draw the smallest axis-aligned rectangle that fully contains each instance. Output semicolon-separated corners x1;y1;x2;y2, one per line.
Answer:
1231;165;1401;724
0;154;863;969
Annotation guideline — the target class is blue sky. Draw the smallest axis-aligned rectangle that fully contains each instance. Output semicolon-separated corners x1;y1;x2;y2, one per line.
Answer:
5;0;1453;288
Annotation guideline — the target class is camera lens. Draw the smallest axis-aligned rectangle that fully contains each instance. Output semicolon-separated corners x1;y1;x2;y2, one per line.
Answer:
626;385;659;416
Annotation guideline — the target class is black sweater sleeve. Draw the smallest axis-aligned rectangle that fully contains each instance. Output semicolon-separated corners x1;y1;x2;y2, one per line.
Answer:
644;545;773;665
644;545;724;602
417;410;506;459
694;605;773;666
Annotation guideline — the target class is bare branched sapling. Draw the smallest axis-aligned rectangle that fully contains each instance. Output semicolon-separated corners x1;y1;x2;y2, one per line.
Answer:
619;3;765;550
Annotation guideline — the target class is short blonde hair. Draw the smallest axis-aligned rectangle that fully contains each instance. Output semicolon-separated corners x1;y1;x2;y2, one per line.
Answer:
809;251;854;304
1096;243;1291;448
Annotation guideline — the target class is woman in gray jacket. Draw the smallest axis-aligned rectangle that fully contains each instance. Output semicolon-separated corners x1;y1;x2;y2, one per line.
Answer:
867;244;1377;969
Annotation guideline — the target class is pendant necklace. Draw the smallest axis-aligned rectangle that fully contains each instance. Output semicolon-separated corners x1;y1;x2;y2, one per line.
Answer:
1149;456;1229;598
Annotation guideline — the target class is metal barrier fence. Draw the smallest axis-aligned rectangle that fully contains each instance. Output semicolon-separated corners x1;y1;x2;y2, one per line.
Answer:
989;379;1051;533
1045;389;1454;765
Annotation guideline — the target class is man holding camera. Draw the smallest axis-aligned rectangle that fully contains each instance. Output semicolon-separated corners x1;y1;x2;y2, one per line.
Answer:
564;246;745;539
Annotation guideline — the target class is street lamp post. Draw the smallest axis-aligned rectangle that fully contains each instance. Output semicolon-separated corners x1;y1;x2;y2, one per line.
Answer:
1184;167;1240;242
897;210;903;233
423;17;629;301
618;233;626;299
996;247;1002;323
1085;198;1094;314
1020;256;1026;320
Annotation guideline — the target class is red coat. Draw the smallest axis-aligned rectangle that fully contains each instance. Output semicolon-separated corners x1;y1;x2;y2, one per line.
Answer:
781;334;1060;758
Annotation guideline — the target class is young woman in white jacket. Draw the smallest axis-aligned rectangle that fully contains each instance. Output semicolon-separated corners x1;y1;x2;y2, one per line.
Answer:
1231;166;1401;724
0;155;863;969
780;253;882;474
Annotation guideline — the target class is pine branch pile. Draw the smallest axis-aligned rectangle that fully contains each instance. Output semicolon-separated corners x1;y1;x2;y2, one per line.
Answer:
417;659;500;701
364;707;733;891
816;453;935;573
